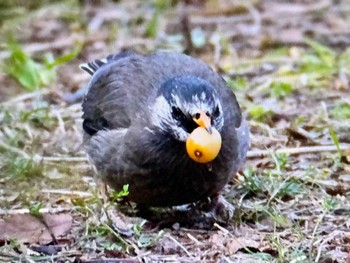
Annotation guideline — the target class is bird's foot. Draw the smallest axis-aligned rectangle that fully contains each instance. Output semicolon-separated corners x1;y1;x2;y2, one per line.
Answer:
135;204;217;229
130;197;235;228
102;204;143;237
200;194;235;224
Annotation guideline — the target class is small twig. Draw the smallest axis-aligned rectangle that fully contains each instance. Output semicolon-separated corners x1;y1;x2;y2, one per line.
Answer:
310;209;327;262
53;110;66;134
0;90;49;106
314;230;344;262
213;223;234;237
41;189;93;197
191;0;330;26
249;120;276;138
166;234;192;257
269;0;331;15
247;144;350;158
186;233;202;245
191;13;251;26
103;223;130;248
0;140;88;163
40;156;88;162
0;33;106;60
231;57;297;67
0;206;75;215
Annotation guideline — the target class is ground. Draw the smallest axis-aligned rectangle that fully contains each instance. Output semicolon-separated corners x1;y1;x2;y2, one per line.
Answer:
0;0;350;262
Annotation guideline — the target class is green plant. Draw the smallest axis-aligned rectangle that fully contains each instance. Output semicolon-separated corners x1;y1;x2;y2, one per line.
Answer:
112;184;129;202
247;105;273;122
330;102;350;120
29;201;44;218
329;127;342;158
3;39;80;91
243;154;304;203
137;230;164;248
243;166;265;193
227;77;249;91
2;155;43;179
301;38;336;77
298;38;350;88
269;81;293;98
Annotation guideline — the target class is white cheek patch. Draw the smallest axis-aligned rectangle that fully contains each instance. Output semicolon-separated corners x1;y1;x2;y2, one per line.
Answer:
151;96;172;128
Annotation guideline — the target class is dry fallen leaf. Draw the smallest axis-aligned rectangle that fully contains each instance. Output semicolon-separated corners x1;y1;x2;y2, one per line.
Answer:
155;236;182;255
0;213;72;244
209;230;265;256
226;237;261;254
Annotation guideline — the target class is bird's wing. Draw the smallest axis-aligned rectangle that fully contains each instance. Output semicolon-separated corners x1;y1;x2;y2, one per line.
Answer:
81;52;139;136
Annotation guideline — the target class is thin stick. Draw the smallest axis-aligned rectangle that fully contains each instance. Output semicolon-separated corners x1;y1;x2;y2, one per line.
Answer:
191;0;330;26
41;189;93;197
0;90;48;106
186;233;202;245
247;144;350;158
40;156;88;162
214;223;234;237
0;206;75;215
315;230;343;262
166;234;192;257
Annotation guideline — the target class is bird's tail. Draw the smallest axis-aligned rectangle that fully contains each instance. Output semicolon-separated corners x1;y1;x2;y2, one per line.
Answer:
79;51;135;75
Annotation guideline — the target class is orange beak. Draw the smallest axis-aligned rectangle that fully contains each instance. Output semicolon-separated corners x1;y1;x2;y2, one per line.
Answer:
193;110;212;134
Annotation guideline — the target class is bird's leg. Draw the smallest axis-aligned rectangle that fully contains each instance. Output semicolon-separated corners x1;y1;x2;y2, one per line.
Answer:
94;176;141;236
203;193;235;223
103;204;135;237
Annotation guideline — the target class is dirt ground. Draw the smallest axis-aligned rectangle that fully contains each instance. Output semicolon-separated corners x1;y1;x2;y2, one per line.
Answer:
1;0;350;262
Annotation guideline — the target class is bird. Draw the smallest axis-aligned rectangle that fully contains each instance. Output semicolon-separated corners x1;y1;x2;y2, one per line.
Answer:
80;51;249;219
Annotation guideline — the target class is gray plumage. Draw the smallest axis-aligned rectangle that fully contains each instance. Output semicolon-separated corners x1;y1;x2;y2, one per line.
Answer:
81;51;249;207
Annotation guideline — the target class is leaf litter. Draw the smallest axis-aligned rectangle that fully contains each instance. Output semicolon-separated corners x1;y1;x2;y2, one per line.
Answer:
0;0;350;262
0;213;72;244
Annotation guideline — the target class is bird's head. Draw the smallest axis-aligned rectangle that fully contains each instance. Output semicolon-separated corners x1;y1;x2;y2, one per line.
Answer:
151;76;224;163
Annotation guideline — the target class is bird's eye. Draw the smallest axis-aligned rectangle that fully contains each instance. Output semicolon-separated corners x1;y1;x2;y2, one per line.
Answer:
194;113;200;120
205;111;210;117
172;106;183;120
213;106;220;117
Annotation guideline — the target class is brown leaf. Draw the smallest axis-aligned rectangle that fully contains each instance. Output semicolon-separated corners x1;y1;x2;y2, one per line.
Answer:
155;237;182;255
0;213;72;244
210;233;225;245
226;237;260;254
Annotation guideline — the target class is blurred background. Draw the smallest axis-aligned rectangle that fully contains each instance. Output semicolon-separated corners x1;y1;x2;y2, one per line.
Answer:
1;0;350;262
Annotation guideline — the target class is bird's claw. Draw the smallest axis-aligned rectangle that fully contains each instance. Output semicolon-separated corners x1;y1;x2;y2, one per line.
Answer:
203;194;235;223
